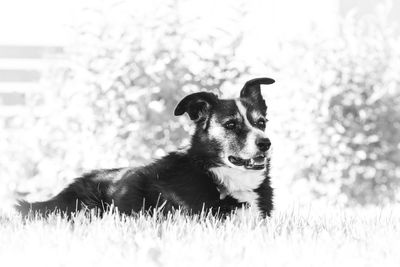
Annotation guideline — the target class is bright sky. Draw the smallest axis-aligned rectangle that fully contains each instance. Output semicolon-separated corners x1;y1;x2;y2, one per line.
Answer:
0;0;339;46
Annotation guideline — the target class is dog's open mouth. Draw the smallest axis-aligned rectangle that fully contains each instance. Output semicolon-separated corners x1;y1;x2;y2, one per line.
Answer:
228;155;266;170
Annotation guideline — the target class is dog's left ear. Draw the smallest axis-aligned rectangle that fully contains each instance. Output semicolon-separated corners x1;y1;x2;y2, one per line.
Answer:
174;92;218;124
240;78;275;112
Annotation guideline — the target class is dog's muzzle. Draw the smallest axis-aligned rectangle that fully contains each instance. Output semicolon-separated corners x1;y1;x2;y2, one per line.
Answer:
228;154;266;170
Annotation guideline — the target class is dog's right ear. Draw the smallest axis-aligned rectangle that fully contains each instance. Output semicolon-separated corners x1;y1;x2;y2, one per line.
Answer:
240;77;275;100
240;77;275;114
174;92;218;123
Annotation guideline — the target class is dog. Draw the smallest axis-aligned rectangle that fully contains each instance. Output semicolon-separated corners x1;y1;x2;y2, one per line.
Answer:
16;77;275;218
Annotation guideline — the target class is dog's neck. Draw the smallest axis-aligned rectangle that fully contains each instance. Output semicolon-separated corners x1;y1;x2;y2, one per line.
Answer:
209;166;265;204
186;139;222;169
209;166;265;191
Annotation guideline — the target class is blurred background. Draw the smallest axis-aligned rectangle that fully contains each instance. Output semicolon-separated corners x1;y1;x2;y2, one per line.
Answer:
0;0;399;211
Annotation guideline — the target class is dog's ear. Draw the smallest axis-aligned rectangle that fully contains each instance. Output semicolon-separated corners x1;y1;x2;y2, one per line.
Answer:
240;77;275;113
240;77;275;100
174;92;218;122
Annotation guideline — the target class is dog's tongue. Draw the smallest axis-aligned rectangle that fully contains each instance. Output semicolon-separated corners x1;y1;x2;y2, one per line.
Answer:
243;157;265;170
228;155;266;170
252;155;266;163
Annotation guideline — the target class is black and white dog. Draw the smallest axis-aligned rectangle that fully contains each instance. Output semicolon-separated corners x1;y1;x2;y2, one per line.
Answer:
17;77;275;218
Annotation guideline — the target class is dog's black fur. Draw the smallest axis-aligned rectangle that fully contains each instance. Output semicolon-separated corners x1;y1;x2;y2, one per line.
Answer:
16;78;275;218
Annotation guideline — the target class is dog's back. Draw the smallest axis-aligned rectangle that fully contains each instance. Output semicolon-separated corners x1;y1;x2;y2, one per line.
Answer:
17;153;244;217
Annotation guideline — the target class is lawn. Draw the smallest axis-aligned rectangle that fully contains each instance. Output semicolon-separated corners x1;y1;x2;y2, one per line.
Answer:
0;206;399;267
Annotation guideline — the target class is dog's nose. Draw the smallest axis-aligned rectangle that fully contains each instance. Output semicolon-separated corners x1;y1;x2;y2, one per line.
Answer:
256;138;271;152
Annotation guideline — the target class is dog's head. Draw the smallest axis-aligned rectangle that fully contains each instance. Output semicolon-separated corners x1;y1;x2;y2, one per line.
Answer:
175;77;274;170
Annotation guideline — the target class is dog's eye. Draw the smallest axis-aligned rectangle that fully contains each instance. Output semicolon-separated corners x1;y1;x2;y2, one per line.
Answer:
224;120;237;130
256;118;267;129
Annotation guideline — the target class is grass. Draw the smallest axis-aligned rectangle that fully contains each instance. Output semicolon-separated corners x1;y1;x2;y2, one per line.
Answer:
0;206;400;267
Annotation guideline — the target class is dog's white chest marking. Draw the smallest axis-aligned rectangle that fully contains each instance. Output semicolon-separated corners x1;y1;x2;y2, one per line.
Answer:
210;167;264;208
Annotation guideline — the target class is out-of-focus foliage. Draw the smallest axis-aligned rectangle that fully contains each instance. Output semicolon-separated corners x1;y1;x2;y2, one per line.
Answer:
1;1;399;207
281;11;400;205
0;0;249;196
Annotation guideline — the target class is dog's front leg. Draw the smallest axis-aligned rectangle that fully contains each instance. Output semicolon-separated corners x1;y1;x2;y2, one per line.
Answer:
209;195;247;218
